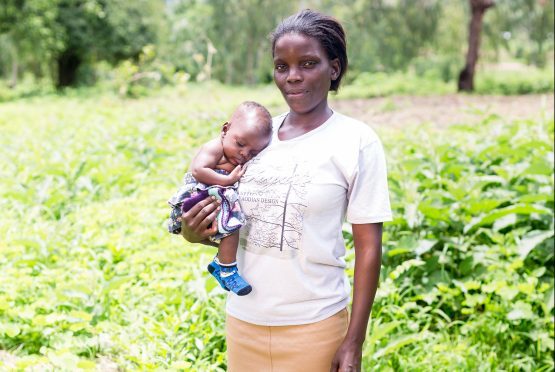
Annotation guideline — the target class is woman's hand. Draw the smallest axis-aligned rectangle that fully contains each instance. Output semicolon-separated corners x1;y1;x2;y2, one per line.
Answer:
180;196;220;243
330;339;362;372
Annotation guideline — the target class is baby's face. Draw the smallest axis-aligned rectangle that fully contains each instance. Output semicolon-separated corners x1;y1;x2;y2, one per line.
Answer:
221;113;271;166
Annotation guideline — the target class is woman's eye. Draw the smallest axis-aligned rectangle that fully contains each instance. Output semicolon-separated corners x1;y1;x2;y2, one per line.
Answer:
302;61;316;68
275;64;287;72
237;142;244;147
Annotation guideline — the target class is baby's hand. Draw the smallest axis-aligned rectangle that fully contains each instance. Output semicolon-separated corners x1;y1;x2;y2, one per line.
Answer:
228;164;246;183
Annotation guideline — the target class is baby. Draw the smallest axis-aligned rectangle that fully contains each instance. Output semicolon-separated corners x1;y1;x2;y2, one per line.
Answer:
168;101;273;295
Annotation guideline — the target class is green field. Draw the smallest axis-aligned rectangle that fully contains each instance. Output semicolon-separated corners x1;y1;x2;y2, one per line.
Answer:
0;86;553;371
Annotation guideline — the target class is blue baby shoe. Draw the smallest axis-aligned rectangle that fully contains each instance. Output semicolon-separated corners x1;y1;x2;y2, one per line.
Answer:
207;258;229;291
220;266;252;296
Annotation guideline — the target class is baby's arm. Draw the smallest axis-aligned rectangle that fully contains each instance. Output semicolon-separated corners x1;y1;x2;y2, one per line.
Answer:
191;139;245;186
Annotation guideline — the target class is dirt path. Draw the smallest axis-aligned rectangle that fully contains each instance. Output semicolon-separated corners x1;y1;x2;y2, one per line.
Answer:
330;94;554;129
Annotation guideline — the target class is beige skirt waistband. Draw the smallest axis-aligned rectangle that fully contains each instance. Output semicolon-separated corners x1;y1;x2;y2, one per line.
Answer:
226;309;348;372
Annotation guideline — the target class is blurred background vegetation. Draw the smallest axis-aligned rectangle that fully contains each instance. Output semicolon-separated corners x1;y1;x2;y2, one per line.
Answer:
0;1;553;371
0;0;553;98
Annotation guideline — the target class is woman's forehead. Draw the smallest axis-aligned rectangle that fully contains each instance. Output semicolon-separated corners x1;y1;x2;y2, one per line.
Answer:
274;33;323;55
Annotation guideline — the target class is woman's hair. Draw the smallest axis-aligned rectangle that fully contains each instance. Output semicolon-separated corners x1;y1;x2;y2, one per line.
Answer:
270;9;348;92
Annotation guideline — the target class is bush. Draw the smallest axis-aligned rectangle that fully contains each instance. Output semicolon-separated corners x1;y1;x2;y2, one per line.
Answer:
475;67;555;95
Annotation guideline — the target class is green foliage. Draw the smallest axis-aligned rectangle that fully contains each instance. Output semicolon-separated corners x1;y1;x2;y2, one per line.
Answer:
164;0;295;85
0;0;162;88
113;45;178;98
340;71;455;98
345;113;554;370
475;67;555;95
485;0;555;67
338;65;554;98
0;86;553;370
2;0;554;89
335;0;443;73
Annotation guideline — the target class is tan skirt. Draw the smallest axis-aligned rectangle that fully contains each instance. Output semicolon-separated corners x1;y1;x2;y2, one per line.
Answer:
226;309;348;372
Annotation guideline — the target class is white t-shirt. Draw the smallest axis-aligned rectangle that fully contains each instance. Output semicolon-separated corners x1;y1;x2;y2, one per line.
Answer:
227;111;392;326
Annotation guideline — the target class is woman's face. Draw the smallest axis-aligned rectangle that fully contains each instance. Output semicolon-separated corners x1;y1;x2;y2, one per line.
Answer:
273;33;340;116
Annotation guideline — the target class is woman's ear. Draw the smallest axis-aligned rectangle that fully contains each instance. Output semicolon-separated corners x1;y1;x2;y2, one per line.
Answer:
330;58;341;81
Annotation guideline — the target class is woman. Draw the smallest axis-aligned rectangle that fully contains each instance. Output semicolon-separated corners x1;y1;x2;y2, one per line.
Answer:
181;9;391;372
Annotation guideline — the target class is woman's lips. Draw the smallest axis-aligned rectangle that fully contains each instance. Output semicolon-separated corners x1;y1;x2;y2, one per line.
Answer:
286;90;306;97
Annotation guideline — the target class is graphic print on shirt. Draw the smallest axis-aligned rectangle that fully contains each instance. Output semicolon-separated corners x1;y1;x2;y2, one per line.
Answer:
239;157;310;259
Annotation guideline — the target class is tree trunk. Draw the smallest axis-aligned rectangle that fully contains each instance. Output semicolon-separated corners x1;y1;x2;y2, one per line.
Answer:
56;50;81;88
9;57;18;88
458;0;495;92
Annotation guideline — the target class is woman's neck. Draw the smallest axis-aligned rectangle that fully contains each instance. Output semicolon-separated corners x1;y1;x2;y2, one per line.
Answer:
279;103;333;140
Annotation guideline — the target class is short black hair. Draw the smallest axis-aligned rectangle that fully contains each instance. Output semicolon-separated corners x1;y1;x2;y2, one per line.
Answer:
271;9;348;92
239;101;273;137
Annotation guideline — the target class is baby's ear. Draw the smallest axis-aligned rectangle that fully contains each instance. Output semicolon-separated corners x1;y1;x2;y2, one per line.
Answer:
221;121;230;137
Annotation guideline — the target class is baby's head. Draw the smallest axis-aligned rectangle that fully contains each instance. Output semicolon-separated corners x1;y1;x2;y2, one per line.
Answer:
221;101;273;166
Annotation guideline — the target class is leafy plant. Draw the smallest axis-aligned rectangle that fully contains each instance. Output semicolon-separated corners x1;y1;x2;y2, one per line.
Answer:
0;87;552;370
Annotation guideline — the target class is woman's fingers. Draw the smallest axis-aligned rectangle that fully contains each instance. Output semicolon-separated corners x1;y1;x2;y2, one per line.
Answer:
182;196;220;234
199;204;220;233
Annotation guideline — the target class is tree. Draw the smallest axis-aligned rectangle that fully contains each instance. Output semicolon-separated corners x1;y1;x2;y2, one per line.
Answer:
0;0;161;88
0;0;62;87
54;0;161;88
458;0;495;92
484;0;554;67
165;0;295;85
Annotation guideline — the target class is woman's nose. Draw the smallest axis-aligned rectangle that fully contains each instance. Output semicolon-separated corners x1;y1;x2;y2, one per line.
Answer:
287;66;302;82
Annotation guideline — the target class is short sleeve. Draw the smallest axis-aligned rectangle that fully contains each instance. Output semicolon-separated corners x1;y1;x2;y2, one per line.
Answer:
346;139;392;224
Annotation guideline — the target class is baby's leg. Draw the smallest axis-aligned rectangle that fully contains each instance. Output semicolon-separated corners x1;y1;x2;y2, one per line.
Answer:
217;231;239;264
214;231;251;296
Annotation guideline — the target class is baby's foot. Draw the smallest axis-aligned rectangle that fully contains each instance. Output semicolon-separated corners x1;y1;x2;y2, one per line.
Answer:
207;258;229;291
219;265;252;296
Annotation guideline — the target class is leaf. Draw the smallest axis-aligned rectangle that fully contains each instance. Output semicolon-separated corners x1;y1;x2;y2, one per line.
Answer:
367;321;400;345
498;286;519;301
48;351;79;370
414;240;435;256
546;288;554;312
464;204;552;233
518;230;553;259
0;297;10;311
459;256;473;276
526;159;553;176
77;359;97;370
68;310;93;322
404;203;419;228
492;213;517;231
519;193;554;203
418;203;449;222
507;301;535;321
466;199;504;215
3;323;21;338
171;361;192;369
373;333;423;358
195;338;204;351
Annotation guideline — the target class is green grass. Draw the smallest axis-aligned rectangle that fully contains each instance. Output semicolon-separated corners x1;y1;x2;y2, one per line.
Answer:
0;86;553;371
338;65;554;99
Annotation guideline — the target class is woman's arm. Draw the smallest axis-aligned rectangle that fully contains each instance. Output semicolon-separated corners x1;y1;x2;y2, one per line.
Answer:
330;223;383;372
180;196;221;246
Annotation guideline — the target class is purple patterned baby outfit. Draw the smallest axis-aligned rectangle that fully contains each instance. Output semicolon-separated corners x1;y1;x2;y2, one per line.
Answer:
167;171;245;243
